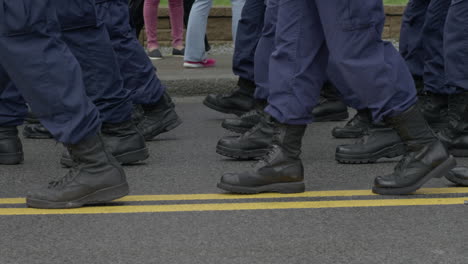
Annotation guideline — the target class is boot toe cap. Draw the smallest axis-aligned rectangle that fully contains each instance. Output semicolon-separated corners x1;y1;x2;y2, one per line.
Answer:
220;173;241;185
217;136;240;148
449;167;468;181
373;175;397;188
204;94;220;105
335;145;355;155
222;118;243;128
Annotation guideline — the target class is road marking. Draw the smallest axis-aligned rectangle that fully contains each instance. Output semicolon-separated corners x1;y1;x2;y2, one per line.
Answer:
0;197;466;216
1;187;468;205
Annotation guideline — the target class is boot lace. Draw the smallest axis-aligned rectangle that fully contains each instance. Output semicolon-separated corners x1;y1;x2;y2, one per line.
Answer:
394;153;412;175
49;147;80;189
240;109;260;119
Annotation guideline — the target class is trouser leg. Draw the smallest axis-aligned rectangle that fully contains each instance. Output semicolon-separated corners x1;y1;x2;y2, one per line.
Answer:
444;0;468;93
253;0;279;101
315;0;417;121
0;77;27;127
56;0;133;124
97;0;165;105
264;0;326;124
421;0;451;94
0;0;100;144
399;0;428;77
232;0;266;83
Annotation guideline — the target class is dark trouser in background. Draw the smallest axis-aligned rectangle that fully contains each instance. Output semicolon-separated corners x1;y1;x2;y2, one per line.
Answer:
400;0;452;94
232;0;266;84
0;0;101;143
98;0;166;105
129;0;145;37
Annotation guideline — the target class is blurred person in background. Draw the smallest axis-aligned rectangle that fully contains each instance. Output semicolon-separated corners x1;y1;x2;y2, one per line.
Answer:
183;0;245;68
144;0;185;59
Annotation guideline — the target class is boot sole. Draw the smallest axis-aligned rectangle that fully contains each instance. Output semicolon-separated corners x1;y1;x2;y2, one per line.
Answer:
445;171;468;186
217;181;305;194
335;143;406;164
314;111;349;122
332;130;366;139
144;116;183;141
372;156;457;195
0;152;24;165
202;98;247;117
450;148;468;158
221;123;251;134
216;144;269;160
61;148;150;168
26;182;130;209
116;147;150;165
22;131;53;139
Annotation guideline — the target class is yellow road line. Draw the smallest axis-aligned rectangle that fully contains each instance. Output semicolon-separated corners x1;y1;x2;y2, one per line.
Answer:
0;197;466;216
1;187;468;205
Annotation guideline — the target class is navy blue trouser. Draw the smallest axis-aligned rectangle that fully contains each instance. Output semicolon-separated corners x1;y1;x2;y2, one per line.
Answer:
56;0;133;123
96;0;165;105
232;0;266;84
264;0;417;124
444;0;468;92
399;0;452;94
253;0;277;100
0;0;100;144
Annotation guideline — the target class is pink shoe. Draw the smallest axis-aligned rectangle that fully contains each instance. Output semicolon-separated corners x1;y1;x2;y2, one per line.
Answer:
183;58;216;68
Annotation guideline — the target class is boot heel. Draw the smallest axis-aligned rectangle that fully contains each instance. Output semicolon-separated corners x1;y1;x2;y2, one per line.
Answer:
271;182;306;194
431;156;457;179
315;111;349;122
116;148;150;165
163;116;183;132
0;152;24;165
87;182;130;204
450;149;468;157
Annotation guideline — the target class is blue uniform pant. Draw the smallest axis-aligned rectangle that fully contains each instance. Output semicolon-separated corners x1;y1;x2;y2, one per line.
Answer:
96;0;165;105
56;0;133;123
444;0;468;92
0;0;100;144
399;0;452;94
253;0;277;101
265;0;417;124
232;0;266;84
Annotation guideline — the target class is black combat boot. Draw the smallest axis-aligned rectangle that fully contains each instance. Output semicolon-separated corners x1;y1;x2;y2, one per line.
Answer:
221;100;267;134
419;91;449;130
203;78;256;116
335;127;406;164
313;82;349;122
312;97;349;122
217;118;306;194
332;109;373;138
445;167;468;186
216;114;274;159
137;92;182;141
132;104;145;125
0;126;24;165
26;133;130;209
437;92;468;157
23;123;53;139
61;120;149;167
25;110;39;124
373;105;456;195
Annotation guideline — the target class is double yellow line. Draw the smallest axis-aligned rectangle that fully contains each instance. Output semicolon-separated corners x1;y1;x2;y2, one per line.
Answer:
0;187;467;216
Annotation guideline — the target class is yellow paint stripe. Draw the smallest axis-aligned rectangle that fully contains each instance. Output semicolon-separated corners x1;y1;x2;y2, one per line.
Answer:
1;187;468;205
0;197;466;216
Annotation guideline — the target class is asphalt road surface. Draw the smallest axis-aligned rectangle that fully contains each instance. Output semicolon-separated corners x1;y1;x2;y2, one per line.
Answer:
0;97;467;264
